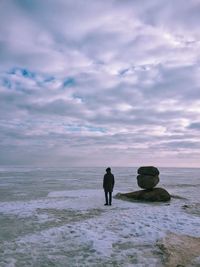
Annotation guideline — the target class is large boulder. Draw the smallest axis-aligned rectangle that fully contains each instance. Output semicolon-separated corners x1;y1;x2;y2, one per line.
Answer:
116;188;171;202
137;166;159;176
137;174;159;189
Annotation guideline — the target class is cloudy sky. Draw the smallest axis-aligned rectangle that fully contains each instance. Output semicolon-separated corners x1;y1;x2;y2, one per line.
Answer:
0;0;200;167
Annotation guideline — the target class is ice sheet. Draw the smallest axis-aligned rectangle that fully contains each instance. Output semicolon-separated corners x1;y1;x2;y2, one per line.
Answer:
1;188;200;266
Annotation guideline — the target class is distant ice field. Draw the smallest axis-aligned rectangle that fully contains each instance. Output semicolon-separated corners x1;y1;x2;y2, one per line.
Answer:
0;167;200;266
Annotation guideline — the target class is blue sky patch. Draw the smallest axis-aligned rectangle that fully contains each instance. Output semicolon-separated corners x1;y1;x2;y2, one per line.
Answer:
44;76;55;83
8;67;35;79
85;126;106;133
118;68;129;76
63;77;75;88
2;78;12;89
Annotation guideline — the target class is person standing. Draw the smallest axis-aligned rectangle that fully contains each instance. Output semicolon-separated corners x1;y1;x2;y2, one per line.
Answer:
103;167;115;206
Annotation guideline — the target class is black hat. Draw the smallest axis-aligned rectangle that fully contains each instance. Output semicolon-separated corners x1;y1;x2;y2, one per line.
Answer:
106;167;111;172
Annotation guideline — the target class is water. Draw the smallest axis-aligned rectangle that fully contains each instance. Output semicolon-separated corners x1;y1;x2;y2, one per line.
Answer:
0;167;200;266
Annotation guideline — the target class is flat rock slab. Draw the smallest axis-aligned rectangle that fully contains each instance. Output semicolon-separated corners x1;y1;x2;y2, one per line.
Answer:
156;232;200;267
115;187;171;202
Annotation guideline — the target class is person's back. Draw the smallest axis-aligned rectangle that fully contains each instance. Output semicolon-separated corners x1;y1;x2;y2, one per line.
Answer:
103;172;114;192
103;167;115;205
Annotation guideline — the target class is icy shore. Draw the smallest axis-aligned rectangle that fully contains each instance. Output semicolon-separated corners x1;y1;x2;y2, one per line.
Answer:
0;189;200;266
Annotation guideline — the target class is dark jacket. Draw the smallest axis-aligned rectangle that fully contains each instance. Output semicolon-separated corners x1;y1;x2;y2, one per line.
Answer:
103;172;115;192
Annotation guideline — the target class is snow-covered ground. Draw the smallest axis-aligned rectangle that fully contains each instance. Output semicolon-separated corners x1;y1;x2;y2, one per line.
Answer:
0;167;200;266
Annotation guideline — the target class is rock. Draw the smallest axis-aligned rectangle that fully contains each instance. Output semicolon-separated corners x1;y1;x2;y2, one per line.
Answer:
137;174;159;189
137;166;159;176
171;195;188;200
116;187;171;202
156;233;200;267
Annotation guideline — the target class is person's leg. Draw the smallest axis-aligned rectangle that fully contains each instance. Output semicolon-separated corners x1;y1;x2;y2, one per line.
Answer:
104;190;108;205
108;192;112;205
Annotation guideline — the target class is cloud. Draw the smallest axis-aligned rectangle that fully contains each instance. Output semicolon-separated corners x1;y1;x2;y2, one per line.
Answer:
0;0;200;166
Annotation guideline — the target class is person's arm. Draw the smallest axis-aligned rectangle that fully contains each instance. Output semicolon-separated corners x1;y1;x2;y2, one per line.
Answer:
103;175;105;188
112;175;115;188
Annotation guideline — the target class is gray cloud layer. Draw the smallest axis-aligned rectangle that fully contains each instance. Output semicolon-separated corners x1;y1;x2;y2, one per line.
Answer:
0;0;200;167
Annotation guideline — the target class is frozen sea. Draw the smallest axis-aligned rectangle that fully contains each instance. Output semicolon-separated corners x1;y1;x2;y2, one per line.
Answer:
0;167;200;267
